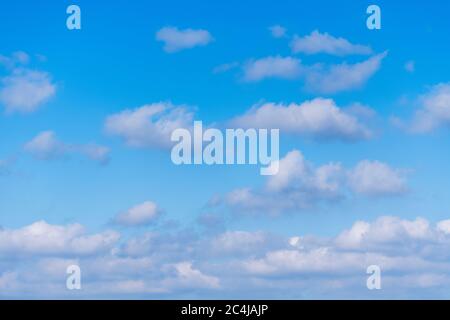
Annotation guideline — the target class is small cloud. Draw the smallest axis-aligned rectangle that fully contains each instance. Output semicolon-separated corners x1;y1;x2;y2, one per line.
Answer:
269;25;287;38
242;56;302;82
290;30;372;56
303;52;387;94
405;83;450;133
114;201;161;227
156;27;213;53
24;131;110;164
0;69;56;114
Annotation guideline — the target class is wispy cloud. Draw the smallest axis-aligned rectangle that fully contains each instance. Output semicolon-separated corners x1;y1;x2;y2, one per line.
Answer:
242;56;302;82
24;131;110;165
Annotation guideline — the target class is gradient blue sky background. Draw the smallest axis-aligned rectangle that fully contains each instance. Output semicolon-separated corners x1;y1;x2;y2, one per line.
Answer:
1;0;450;299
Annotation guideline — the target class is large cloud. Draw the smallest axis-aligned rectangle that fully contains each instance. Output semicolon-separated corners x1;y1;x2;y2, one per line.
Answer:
156;27;213;53
2;215;450;298
220;150;408;215
230;98;373;142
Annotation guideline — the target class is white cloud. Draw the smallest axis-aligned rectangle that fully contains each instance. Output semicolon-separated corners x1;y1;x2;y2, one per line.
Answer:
230;98;372;141
0;68;56;113
0;220;119;256
437;220;450;235
105;102;193;149
223;150;344;214
335;216;433;250
304;52;387;94
221;150;407;215
114;201;161;227
2;215;450;298
269;25;287;38
242;56;302;82
156;27;213;53
408;83;450;133
348;160;407;196
290;30;372;56
24;131;110;164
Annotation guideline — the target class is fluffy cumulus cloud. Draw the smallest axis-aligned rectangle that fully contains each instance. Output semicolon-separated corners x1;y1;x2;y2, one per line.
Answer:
406;83;450;133
304;52;387;94
104;102;193;149
242;56;302;82
114;201;161;227
230;98;372;142
0;68;56;113
156;27;213;53
290;30;373;56
220;150;407;215
348;160;408;196
2;215;450;298
24;131;110;164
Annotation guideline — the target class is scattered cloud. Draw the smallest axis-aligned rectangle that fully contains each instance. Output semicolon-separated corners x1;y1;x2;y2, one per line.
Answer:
156;27;213;53
290;30;372;56
230;98;373;141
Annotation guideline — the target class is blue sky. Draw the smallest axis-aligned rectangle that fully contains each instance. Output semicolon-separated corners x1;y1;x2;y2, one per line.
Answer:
1;0;450;299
